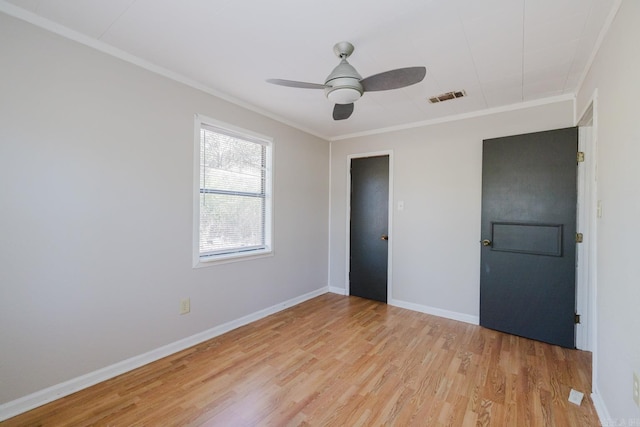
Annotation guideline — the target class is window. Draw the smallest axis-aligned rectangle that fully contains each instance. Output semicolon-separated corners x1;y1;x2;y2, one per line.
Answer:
193;115;272;266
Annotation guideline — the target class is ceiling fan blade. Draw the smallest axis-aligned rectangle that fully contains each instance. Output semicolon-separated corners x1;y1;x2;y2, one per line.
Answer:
266;79;327;89
360;66;426;92
333;103;354;120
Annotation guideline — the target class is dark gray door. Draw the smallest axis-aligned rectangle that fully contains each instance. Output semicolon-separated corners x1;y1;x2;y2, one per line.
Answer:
350;155;389;303
480;127;577;348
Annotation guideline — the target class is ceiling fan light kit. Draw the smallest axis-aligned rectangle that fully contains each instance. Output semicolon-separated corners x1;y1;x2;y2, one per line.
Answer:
324;54;363;104
267;41;426;120
327;86;362;104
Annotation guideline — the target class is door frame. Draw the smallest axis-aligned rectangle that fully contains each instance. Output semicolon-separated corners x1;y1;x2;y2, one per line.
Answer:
345;150;394;301
576;91;598;368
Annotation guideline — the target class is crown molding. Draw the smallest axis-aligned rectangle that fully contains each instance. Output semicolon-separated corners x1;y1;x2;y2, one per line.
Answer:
331;94;575;141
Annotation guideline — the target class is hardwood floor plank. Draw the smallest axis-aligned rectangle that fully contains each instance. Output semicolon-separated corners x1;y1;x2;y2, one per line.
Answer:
1;294;599;426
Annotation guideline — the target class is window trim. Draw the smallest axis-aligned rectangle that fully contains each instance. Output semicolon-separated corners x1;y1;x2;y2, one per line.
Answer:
192;114;274;267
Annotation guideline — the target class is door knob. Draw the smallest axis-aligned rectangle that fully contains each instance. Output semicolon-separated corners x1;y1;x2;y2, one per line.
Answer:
481;239;492;246
381;235;389;241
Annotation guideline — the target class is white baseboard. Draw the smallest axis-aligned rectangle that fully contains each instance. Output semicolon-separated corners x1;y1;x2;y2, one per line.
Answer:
328;286;347;295
591;386;610;426
0;286;328;422
389;298;479;325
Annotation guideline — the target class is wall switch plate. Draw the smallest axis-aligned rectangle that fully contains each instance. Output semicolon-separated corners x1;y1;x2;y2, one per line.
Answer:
634;372;640;407
180;297;190;315
397;201;404;211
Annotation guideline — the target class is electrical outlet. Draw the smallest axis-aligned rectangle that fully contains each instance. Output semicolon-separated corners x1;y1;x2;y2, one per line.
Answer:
634;372;639;407
180;297;190;315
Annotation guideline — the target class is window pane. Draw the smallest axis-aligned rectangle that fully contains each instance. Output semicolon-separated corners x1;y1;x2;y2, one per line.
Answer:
199;193;264;254
201;129;264;193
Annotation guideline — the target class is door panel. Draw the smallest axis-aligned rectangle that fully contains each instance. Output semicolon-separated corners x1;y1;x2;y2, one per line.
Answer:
490;222;563;256
480;127;577;348
350;155;389;303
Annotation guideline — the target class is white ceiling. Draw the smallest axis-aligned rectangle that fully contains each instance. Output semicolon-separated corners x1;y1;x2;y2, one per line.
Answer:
3;0;617;140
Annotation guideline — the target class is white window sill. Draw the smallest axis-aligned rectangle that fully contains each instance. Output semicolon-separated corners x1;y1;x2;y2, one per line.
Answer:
193;249;273;268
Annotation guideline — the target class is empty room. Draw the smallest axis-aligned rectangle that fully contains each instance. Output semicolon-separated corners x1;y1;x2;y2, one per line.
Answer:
1;0;639;425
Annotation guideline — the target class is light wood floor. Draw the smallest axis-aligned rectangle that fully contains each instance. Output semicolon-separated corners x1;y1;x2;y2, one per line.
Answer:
2;294;599;426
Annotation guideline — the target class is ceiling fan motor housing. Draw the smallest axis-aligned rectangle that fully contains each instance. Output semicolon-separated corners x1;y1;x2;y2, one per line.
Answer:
324;59;363;104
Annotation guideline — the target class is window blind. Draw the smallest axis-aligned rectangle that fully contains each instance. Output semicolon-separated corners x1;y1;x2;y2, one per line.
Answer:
199;124;267;257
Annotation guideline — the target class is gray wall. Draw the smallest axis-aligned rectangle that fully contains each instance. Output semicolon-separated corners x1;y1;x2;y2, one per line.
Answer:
576;0;640;420
0;13;329;404
329;101;574;319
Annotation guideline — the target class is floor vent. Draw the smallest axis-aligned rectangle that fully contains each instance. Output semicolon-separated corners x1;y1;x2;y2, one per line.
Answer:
428;90;466;103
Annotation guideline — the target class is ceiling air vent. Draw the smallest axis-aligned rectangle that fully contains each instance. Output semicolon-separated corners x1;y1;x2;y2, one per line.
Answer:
428;90;466;103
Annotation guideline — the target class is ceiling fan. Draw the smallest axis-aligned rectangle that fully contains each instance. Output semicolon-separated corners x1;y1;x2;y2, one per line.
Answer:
267;42;426;121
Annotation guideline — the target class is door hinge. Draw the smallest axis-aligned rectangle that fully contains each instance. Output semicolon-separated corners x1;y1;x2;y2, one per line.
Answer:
575;313;581;324
576;233;584;243
577;152;585;163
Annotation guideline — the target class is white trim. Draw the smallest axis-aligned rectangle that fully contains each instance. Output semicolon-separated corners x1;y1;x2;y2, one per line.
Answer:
197;115;274;144
329;286;347;295
576;90;599;389
577;90;597;130
389;299;480;325
192;115;202;267
577;96;598;347
345;151;394;301
589;99;599;390
194;250;274;267
388;154;394;302
0;1;330;141
327;143;333;292
591;387;611;426
331;95;575;141
575;91;598;354
575;123;591;350
0;286;328;422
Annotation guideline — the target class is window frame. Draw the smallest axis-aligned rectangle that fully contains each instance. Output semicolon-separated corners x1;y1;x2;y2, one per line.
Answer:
193;114;273;267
